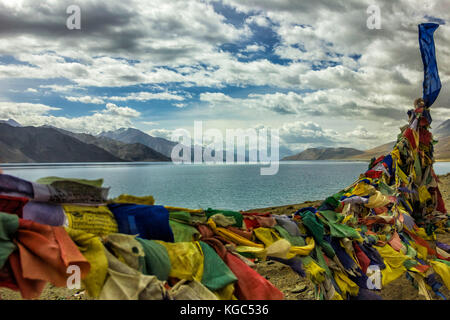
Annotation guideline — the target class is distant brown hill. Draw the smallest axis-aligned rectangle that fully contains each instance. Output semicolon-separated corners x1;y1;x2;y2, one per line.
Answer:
433;136;450;161
0;123;123;163
347;141;396;161
349;137;450;161
282;147;364;160
283;137;449;161
435;119;450;138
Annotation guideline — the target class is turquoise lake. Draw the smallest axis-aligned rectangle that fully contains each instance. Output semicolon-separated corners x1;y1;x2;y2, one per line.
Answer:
2;161;450;211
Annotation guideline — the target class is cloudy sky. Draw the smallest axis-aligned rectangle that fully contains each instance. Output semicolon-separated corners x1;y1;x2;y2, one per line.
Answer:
0;0;449;154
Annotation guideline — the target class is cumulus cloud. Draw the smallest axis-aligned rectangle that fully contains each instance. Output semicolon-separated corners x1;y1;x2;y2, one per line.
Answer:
104;103;141;118
200;91;307;114
242;44;265;52
147;128;178;141
65;95;105;104
1;0;449;150
40;84;85;93
108;91;185;102
0;101;141;134
279;121;337;145
0;102;60;120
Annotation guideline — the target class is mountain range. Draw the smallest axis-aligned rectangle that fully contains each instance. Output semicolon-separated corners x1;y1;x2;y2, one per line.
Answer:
282;147;364;160
0;122;170;163
100;128;177;158
0;118;449;163
0;123;123;163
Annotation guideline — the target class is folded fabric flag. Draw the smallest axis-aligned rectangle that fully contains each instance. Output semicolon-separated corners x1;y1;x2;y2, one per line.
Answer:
318;210;361;239
226;226;253;240
345;181;375;198
0;212;19;269
224;251;284;300
254;227;282;247
299;255;326;284
252;226;314;258
157;241;204;282
265;239;291;259
198;241;237;292
431;260;450;291
169;210;207;225
299;210;335;258
429;187;447;214
243;217;260;230
206;219;264;248
350;288;382;300
47;181;109;204
269;256;306;277
36;176;109;203
329;237;360;276
318;195;341;211
375;243;410;286
36;176;104;188
358;243;386;271
341;196;369;205
403;128;418;150
273;225;306;247
0;260;17;292
66;227;108;298
199;234;283;299
436;242;450;253
64;205;118;236
295;207;317;215
388;232;405;252
23;201;65;226
206;208;243;228
254;215;276;228
169;279;218;300
0;174;34;199
398;187;415;194
369;155;385;169
353;242;371;274
365;170;383;179
365;191;392;209
7;218;90;299
112;194;155;206
419;128;432;146
321;276;343;300
0;195;28;217
418;185;432;204
419;23;441;107
169;220;200;242
210;213;236;227
108;204;174;242
382;154;394;176
378;181;396;196
99;248;167;300
103;233;145;271
334;270;359;297
274;215;303;237
136;238;171;281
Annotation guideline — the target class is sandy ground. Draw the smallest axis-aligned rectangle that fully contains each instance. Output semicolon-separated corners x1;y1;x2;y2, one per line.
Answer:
1;174;449;300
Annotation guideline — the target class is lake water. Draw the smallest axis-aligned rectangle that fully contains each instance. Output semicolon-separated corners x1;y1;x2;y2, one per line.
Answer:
2;161;450;211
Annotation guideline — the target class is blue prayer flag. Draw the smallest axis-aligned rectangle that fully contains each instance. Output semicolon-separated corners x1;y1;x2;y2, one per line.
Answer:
418;23;441;107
